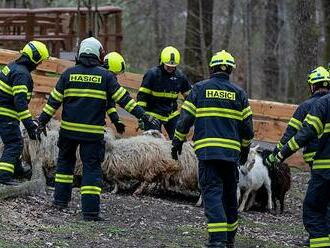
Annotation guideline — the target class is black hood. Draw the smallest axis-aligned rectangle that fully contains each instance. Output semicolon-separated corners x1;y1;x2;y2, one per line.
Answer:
76;54;101;67
15;55;37;72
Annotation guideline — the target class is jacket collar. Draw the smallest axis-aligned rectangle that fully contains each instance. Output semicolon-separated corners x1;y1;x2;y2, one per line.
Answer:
210;72;230;81
312;90;328;98
15;55;37;72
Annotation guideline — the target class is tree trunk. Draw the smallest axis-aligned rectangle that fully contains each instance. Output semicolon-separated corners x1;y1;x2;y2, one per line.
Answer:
244;0;254;96
184;0;213;83
293;0;318;102
222;0;236;50
201;0;213;69
322;0;330;64
263;0;279;100
153;0;164;54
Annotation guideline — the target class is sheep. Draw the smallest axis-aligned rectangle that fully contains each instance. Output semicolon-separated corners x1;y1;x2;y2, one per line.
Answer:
99;135;180;195
237;145;273;212
261;149;291;214
18;124;197;197
21;119;115;185
103;130;199;197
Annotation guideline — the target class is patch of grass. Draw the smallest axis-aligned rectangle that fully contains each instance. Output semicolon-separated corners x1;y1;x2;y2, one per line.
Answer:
236;235;282;248
106;226;127;235
0;239;27;248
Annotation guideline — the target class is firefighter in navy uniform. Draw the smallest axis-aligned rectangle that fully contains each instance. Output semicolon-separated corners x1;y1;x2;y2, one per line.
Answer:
270;67;330;248
171;50;254;248
136;46;191;139
266;66;330;168
38;37;158;221
0;41;49;185
103;52;127;134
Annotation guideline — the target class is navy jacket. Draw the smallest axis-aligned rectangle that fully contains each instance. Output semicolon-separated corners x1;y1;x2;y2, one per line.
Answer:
137;66;191;122
274;92;327;163
279;93;330;172
39;56;144;141
0;56;35;126
174;73;254;162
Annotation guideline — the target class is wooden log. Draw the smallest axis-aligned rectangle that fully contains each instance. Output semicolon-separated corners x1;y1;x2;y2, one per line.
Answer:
0;140;46;199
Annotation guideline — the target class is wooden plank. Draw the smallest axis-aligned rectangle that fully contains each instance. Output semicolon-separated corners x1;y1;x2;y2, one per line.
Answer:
250;99;297;122
0;49;74;74
117;72;142;89
32;74;58;93
253;119;287;143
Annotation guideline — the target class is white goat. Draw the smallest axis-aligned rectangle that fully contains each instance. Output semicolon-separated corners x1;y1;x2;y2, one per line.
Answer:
237;145;272;212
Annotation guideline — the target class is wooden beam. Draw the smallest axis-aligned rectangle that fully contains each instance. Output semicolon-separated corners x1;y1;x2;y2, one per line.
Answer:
250;99;297;122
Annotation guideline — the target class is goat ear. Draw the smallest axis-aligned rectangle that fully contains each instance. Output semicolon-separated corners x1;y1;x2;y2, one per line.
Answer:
252;144;259;151
247;160;255;171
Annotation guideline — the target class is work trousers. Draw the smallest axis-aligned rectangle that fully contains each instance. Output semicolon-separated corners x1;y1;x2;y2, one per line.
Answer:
199;159;238;246
303;170;330;247
0;120;24;182
54;135;105;217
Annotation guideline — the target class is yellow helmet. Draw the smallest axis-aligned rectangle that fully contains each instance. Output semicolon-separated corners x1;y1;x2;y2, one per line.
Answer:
104;52;126;74
21;41;49;64
160;46;180;67
308;66;330;85
209;50;236;68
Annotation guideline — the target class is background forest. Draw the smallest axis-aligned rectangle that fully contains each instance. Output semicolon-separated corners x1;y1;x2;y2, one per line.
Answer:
3;0;330;104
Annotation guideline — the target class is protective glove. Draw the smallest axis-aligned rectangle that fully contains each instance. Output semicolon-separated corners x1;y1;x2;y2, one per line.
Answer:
35;119;47;141
171;137;183;160
239;147;249;165
113;120;126;134
140;113;161;130
22;119;38;140
264;153;281;168
137;118;145;131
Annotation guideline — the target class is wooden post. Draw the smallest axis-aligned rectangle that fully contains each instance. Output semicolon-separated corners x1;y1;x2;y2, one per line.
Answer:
115;12;122;53
76;0;81;47
103;14;108;51
26;11;34;41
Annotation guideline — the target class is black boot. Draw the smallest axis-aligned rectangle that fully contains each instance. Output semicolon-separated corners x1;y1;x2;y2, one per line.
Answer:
52;201;68;210
226;238;235;248
83;214;105;222
0;178;21;186
206;241;226;248
302;238;309;247
226;243;235;248
14;162;32;179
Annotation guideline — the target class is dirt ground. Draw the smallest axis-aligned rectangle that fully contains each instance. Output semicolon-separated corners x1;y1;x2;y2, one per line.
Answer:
0;169;308;248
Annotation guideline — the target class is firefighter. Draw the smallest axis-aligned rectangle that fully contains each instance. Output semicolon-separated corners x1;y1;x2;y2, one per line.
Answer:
103;52;127;134
0;41;49;185
136;46;191;139
37;37;158;221
266;66;330;168
270;67;330;247
171;50;254;248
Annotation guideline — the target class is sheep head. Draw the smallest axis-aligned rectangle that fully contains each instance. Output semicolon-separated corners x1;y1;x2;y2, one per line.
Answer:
142;130;166;140
244;145;259;172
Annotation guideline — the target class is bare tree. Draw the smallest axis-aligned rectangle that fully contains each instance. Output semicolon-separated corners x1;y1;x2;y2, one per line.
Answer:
222;0;236;50
263;0;279;100
293;0;318;102
184;0;213;83
322;0;330;63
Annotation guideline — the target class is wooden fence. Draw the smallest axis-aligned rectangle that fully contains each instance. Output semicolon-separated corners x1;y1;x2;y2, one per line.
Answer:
0;7;123;57
0;49;306;168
